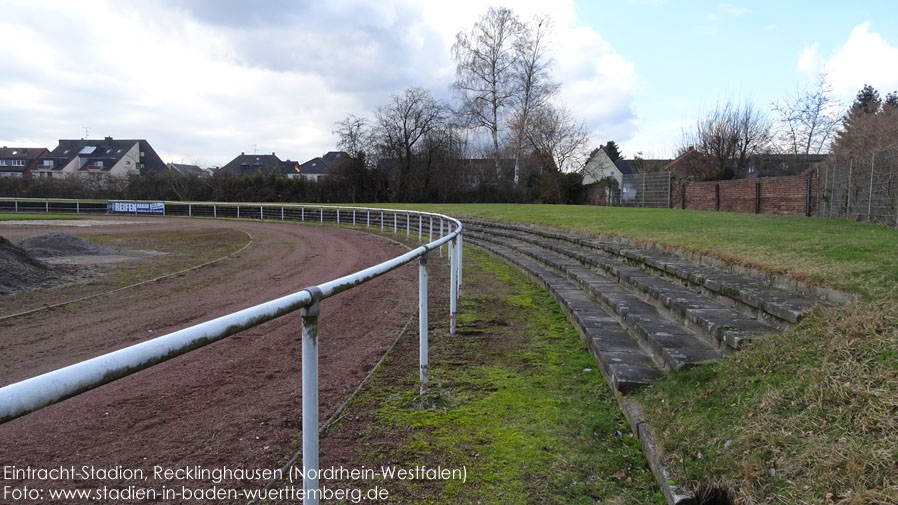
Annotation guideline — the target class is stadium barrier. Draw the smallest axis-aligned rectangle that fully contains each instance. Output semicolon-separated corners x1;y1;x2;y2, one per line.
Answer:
0;198;463;505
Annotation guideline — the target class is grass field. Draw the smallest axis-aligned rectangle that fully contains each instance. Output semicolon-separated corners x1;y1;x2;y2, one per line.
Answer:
366;204;898;504
323;247;664;504
0;213;83;220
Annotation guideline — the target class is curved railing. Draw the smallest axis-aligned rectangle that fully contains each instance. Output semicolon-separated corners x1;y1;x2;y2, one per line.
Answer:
0;198;462;505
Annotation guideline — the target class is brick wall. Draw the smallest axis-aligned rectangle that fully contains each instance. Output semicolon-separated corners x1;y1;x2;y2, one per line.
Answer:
718;179;758;213
683;181;717;210
680;169;817;216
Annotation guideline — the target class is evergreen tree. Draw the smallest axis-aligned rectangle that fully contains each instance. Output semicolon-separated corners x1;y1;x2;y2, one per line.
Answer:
600;140;622;161
843;84;881;129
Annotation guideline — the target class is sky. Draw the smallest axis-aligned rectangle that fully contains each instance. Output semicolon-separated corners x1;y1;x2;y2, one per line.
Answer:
1;0;897;167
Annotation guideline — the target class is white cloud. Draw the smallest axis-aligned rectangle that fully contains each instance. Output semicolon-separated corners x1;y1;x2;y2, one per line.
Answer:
718;4;749;16
799;23;898;101
0;0;639;166
797;41;823;74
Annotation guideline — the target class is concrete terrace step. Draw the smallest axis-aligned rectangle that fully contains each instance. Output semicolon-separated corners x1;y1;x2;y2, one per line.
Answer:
467;237;664;393
468;231;723;372
465;219;830;327
467;224;776;351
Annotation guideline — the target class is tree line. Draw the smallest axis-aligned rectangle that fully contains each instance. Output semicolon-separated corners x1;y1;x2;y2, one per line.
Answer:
678;75;898;180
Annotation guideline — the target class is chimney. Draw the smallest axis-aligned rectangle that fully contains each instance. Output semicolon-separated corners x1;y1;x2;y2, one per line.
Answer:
272;152;276;156
241;152;245;155
105;136;113;141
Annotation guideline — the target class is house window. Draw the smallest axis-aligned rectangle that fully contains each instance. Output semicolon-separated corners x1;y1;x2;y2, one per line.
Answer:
0;160;7;166
43;160;54;167
140;163;144;169
11;160;25;166
80;146;96;154
140;152;145;157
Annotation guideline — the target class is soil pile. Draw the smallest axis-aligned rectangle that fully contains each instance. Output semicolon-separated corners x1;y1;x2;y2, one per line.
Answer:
0;235;55;295
16;232;115;258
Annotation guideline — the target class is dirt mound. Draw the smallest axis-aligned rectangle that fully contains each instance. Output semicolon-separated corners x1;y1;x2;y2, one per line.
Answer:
0;235;55;295
16;232;115;258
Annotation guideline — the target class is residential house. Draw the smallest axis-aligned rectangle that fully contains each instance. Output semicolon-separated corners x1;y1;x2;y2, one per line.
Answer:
36;137;166;180
296;151;351;181
661;147;712;179
580;147;624;186
167;163;209;177
220;152;301;178
0;146;49;178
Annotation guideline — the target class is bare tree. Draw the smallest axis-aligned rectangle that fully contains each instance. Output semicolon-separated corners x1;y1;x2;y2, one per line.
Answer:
523;103;590;173
772;73;841;171
683;98;773;179
452;7;523;175
333;114;372;161
374;87;447;201
508;15;559;184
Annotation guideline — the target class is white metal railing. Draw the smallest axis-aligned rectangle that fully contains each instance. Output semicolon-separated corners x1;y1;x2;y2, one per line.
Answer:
0;198;462;505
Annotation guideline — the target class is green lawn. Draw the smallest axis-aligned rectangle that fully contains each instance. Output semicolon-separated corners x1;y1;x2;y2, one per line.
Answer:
320;247;663;504
0;213;83;220
371;204;898;299
358;203;898;504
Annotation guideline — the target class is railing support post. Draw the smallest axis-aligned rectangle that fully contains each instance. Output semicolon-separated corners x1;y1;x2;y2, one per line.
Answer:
439;219;443;257
281;206;284;221
380;212;383;231
418;253;429;395
418;215;422;243
449;236;457;335
302;207;305;222
213;205;217;218
429;216;432;244
394;213;397;234
366;210;369;229
301;287;323;505
260;205;264;221
457;233;463;290
337;209;340;225
76;201;80;214
353;209;356;226
46;201;49;213
406;214;410;238
14;200;17;213
237;206;240;219
188;204;192;217
320;208;323;223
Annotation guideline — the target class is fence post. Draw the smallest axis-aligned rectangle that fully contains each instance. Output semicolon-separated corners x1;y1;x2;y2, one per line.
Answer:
868;153;876;221
260;205;264;221
214;205;217;218
667;172;673;209
449;235;457;335
457;233;463;290
366;210;369;229
320;208;323;223
188;204;192;217
439;219;443;257
393;213;397;234
282;206;285;221
847;159;853;218
301;287;323;505
755;181;761;214
641;175;646;207
46;201;49;213
337;209;340;225
353;209;356;226
429;216;433;244
821;164;829;217
715;184;720;211
14;200;18;213
806;176;812;217
380;212;384;231
418;253;429;395
237;206;240;219
406;214;410;238
418;215;422;243
302;207;305;222
76;201;80;214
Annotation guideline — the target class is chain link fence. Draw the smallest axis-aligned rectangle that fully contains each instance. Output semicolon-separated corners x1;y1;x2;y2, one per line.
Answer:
818;145;898;226
610;171;672;208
